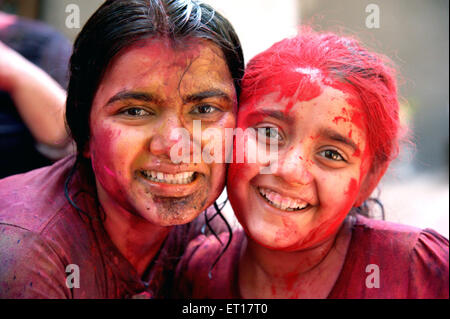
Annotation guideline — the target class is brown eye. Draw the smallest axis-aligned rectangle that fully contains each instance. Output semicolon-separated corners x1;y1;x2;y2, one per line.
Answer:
261;127;281;141
121;107;152;117
320;149;345;161
190;104;220;114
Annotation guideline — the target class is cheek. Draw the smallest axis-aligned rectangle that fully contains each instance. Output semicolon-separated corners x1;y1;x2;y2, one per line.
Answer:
227;162;256;214
207;162;227;198
227;163;251;192
89;124;132;185
319;172;360;215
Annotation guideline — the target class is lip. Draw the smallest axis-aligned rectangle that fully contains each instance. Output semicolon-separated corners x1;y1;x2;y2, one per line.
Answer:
254;183;316;206
253;185;314;215
140;160;207;175
136;170;204;198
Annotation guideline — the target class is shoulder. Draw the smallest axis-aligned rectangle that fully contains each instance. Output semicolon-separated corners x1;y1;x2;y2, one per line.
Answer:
0;157;104;298
408;228;449;298
350;214;432;259
174;229;245;298
0;156;75;233
352;215;448;262
335;215;449;298
0;224;71;298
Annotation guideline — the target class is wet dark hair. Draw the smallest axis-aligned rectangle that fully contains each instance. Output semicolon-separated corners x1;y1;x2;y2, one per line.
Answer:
65;0;244;159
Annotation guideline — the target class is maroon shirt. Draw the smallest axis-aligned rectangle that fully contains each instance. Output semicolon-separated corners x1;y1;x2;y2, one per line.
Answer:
175;215;449;298
0;156;203;298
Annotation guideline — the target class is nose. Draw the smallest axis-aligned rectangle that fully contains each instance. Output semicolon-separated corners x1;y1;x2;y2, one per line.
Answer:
149;114;186;158
275;146;314;185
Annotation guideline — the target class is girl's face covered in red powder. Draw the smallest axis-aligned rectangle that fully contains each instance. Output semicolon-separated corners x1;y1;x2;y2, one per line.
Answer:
87;38;236;226
228;75;373;251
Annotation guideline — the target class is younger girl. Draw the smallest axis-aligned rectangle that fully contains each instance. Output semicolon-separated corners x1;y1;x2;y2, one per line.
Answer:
175;29;449;298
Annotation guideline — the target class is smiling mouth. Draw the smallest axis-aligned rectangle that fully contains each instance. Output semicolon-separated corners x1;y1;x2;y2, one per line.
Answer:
140;170;199;185
258;187;310;212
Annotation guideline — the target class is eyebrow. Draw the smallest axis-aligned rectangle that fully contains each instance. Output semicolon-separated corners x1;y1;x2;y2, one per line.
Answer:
183;89;233;104
246;109;293;124
105;89;232;107
106;91;163;106
319;128;359;151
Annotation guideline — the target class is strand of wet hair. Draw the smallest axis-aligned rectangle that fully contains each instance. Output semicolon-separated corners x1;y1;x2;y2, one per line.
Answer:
64;159;104;222
207;201;233;279
354;197;385;220
367;197;385;220
64;159;109;293
203;208;223;245
64;160;91;218
201;196;230;241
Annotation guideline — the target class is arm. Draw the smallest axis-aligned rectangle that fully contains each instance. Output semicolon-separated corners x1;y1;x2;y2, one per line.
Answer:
0;40;74;156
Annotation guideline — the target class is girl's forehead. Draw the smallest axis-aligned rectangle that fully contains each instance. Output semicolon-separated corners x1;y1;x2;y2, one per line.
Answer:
242;66;362;110
245;82;362;117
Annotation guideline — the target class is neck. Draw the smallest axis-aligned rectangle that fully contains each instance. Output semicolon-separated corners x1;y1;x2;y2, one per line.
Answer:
239;216;353;299
97;185;172;277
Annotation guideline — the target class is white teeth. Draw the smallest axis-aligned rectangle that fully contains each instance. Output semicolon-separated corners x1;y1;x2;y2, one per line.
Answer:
141;170;195;184
258;187;309;211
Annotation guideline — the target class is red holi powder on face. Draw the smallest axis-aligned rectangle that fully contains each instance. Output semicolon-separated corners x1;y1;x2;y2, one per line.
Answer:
103;165;116;178
344;178;358;196
284;100;294;114
241;70;323;114
350;109;365;132
332;116;348;125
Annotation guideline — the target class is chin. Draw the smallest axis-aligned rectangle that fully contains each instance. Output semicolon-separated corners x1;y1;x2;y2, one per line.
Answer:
244;217;321;252
157;207;203;226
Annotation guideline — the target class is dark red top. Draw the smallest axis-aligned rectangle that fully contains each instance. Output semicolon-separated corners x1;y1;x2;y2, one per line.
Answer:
175;215;449;299
0;156;203;298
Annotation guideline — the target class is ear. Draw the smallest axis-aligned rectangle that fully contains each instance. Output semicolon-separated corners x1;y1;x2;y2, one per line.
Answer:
354;161;389;207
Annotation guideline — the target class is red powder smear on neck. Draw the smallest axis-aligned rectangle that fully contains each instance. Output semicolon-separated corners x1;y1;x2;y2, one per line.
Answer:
271;284;277;296
283;271;298;291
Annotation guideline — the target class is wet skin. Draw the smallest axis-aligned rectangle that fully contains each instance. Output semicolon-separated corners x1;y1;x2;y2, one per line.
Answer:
87;38;236;236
